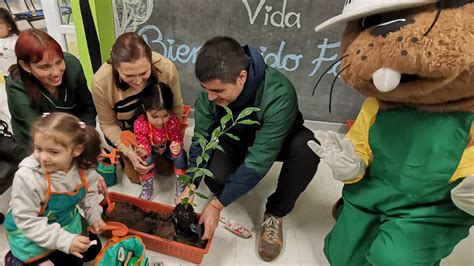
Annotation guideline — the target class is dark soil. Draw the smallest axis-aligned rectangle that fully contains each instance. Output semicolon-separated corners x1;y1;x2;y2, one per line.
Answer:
102;201;207;249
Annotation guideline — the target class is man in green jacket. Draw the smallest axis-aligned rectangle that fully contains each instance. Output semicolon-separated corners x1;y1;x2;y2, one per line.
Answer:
181;36;320;261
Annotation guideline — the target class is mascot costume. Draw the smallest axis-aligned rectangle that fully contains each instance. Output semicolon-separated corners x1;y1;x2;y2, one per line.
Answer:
309;0;474;265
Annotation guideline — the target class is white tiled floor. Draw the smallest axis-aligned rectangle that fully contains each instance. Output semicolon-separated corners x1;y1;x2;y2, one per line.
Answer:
0;120;473;265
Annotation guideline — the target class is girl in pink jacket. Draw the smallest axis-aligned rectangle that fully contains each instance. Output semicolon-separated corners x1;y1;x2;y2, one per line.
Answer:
133;82;188;200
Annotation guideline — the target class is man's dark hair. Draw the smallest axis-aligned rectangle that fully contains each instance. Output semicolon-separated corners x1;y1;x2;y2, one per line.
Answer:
195;36;249;83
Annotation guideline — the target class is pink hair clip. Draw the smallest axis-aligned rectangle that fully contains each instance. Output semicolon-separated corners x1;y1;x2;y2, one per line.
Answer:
78;121;86;129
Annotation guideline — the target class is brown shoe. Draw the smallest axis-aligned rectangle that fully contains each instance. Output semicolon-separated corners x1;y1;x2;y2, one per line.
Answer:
258;213;283;261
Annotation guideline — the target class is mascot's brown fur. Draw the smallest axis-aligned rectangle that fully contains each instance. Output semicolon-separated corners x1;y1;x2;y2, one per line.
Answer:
311;1;474;265
341;2;474;112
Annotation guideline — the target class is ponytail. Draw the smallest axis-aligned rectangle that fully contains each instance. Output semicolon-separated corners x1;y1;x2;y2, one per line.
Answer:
76;125;101;169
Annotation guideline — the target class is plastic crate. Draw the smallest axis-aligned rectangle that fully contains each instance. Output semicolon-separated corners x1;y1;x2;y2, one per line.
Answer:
107;192;212;264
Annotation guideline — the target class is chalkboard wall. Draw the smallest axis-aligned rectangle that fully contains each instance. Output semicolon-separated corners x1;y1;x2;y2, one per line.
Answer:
121;0;365;123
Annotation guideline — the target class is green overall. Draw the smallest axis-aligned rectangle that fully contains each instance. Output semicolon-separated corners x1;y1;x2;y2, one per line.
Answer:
5;169;88;263
324;108;474;266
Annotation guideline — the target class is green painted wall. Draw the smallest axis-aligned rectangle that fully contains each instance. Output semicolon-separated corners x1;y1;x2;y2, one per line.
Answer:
90;0;115;63
70;0;116;86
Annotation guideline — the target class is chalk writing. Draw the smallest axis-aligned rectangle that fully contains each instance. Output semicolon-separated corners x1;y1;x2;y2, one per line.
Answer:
242;0;301;29
138;25;201;64
126;0;366;123
308;38;341;77
113;0;153;34
259;41;303;72
138;25;340;78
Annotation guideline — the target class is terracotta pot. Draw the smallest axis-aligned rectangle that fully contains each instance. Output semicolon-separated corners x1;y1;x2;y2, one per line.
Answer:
107;192;212;264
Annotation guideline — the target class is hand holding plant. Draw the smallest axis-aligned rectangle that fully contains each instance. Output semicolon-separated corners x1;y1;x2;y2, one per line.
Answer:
172;106;260;239
175;184;196;205
177;106;260;208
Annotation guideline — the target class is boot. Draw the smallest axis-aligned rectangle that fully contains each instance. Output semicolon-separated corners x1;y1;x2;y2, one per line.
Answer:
139;175;154;200
175;176;186;198
4;251;24;266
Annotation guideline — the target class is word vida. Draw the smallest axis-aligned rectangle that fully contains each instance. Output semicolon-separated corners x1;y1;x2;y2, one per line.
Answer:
242;0;301;28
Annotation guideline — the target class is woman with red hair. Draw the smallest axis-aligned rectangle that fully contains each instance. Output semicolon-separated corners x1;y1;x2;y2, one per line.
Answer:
6;29;96;145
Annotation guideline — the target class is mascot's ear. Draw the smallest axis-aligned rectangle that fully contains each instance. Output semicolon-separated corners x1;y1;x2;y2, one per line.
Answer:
442;0;473;9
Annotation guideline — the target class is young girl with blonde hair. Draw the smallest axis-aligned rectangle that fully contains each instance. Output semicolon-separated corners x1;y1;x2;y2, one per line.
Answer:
4;112;105;265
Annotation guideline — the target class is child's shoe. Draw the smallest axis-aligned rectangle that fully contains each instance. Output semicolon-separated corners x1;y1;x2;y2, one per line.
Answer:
175;178;186;198
173;177;187;204
174;179;186;203
139;177;154;200
4;251;24;266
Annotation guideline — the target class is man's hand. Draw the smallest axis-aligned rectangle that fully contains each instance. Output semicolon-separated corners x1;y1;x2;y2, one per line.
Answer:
199;198;224;240
175;184;195;205
126;150;154;174
170;141;181;156
69;235;90;258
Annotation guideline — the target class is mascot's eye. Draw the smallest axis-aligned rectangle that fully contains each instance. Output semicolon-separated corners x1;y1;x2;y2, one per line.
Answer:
370;18;415;37
361;15;382;30
443;0;472;9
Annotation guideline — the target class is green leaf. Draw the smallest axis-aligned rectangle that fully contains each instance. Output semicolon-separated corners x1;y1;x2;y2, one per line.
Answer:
194;171;204;178
238;119;260;125
220;112;232;129
225;132;240;141
195;192;208;199
206;142;225;153
211;127;222;139
189;190;194;196
196;156;203;167
213;143;225;153
223;106;234;121
200;168;214;178
202;151;210;162
182;198;189;206
198;137;207;150
177;175;191;183
237;107;260;121
207;141;216;149
187;167;199;173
